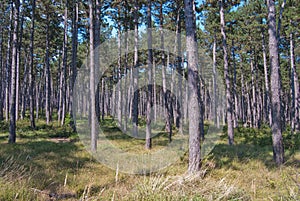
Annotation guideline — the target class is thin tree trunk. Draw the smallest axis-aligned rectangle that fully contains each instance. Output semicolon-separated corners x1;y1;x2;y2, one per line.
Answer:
59;1;68;126
132;0;139;137
212;32;218;126
220;0;234;145
45;12;51;124
5;5;13;122
290;31;299;131
145;0;153;150
160;1;172;140
267;0;284;165
15;10;24;121
0;25;3;121
89;0;97;151
9;0;20;143
261;29;271;126
69;0;78;132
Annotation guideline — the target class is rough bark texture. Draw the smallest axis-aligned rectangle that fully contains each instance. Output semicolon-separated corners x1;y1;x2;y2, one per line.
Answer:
89;0;97;152
145;0;153;150
132;0;139;137
267;0;284;165
9;0;20;143
219;0;234;145
29;0;36;129
184;0;202;173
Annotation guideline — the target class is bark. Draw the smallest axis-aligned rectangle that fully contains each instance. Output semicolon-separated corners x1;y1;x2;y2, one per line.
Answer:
290;31;299;131
15;11;24;121
5;5;13;122
145;0;153;150
219;0;234;145
58;1;68;125
89;0;97;151
117;5;122;128
212;32;217;126
261;29;271;126
69;0;78;132
250;57;257;128
9;0;20;143
45;12;51;124
160;1;172;140
0;26;3;121
267;0;284;165
132;0;139;137
184;0;202;173
232;40;238;128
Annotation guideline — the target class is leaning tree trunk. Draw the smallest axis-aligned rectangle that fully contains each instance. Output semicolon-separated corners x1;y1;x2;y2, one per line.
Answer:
184;0;202;173
9;0;20;143
219;0;234;145
267;0;284;166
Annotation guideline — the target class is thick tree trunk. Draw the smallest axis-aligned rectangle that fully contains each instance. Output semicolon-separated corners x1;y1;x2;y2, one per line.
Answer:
9;0;20;143
219;0;234;145
184;0;202;173
267;0;284;165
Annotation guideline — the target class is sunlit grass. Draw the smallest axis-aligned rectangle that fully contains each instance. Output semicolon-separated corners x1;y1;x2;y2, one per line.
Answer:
0;118;299;200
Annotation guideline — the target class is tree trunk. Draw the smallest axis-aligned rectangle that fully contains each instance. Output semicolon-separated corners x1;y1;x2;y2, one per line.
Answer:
58;1;68;126
219;0;234;145
45;12;51;124
261;29;271;126
132;0;139;137
160;1;172;140
0;25;3;121
89;0;97;152
69;0;78;132
145;0;153;150
290;31;299;131
184;0;202;173
267;0;284;165
5;5;13;122
212;32;218;126
9;0;20;143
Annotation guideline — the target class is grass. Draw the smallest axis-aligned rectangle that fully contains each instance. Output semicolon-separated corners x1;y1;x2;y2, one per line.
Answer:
0;118;299;200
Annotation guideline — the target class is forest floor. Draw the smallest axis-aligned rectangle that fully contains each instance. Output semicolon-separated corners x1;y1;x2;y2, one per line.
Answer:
0;118;299;201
